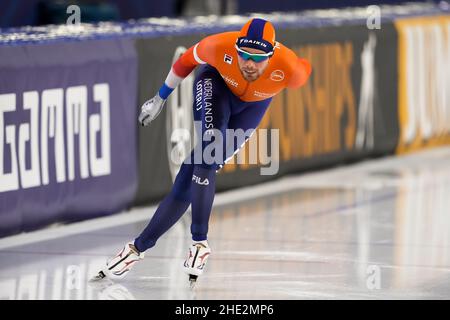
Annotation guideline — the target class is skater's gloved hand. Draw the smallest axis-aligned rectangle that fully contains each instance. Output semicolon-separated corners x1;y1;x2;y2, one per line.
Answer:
138;94;166;126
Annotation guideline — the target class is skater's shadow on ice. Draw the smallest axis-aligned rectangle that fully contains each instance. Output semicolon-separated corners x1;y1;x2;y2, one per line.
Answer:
88;280;136;300
87;277;198;300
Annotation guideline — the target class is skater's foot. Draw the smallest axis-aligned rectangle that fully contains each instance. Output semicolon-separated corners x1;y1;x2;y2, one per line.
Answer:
183;241;211;286
91;242;144;281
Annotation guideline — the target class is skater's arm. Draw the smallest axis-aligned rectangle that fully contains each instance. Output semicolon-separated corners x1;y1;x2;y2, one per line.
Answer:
139;38;213;126
158;40;210;99
288;57;312;89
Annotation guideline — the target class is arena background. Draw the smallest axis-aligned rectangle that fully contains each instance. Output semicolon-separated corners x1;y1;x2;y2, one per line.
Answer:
1;0;448;236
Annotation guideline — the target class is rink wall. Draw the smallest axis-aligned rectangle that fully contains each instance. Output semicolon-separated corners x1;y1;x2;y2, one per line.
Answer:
1;4;449;236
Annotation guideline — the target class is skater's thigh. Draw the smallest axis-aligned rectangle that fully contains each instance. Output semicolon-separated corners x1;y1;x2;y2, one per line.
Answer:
224;98;272;159
171;161;195;201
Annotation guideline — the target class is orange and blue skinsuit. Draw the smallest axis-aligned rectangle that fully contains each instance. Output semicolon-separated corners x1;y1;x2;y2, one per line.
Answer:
134;18;311;251
160;31;311;102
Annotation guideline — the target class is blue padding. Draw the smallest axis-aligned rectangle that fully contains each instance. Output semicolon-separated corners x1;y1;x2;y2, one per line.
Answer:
0;3;448;46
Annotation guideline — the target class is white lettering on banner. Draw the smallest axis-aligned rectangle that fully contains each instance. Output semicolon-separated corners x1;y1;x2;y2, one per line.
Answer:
41;88;66;185
355;33;376;150
19;91;41;188
66;86;89;181
0;84;111;193
0;94;19;192
90;84;111;177
404;26;428;143
396;18;450;152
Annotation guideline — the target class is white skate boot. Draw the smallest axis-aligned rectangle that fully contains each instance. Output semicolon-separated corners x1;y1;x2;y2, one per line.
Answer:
183;241;211;288
90;242;144;281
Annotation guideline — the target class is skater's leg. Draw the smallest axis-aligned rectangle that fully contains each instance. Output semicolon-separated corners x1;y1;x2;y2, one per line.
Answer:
190;165;217;241
92;161;195;281
221;97;272;169
187;98;271;241
134;161;194;252
133;64;232;252
189;65;231;242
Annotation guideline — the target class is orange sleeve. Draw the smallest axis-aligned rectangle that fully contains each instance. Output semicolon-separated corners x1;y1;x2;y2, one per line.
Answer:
195;34;217;65
172;45;201;77
288;58;312;89
172;34;219;77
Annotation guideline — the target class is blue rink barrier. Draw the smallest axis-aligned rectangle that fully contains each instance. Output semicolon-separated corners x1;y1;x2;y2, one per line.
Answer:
0;2;448;45
1;3;449;237
0;39;138;236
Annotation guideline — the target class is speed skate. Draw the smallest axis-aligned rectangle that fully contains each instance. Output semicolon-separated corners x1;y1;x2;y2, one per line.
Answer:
90;242;145;282
90;240;211;288
183;241;211;288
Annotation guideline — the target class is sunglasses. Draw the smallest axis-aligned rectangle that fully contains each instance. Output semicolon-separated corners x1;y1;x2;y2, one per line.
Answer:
235;45;273;63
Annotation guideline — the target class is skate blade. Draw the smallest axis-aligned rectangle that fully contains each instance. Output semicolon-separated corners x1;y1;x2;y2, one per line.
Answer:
189;274;198;289
89;270;107;282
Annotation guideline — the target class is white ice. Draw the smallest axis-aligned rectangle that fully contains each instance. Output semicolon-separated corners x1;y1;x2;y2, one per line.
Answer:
1;146;450;300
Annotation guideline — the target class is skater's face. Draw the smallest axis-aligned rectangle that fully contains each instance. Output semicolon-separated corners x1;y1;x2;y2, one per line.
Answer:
237;47;270;82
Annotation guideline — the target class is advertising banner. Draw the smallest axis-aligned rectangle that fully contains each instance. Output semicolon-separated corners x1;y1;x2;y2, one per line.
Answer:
395;16;450;154
0;39;138;236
